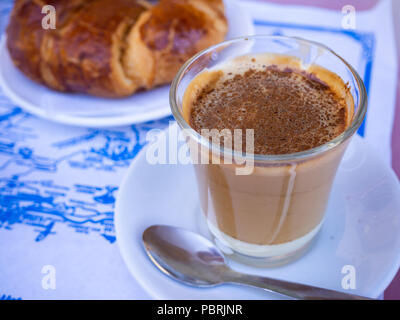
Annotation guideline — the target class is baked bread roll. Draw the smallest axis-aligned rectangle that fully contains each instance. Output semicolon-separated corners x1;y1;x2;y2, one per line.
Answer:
6;0;227;97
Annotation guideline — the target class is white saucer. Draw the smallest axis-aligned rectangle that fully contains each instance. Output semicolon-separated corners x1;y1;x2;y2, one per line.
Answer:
115;123;400;299
0;0;253;128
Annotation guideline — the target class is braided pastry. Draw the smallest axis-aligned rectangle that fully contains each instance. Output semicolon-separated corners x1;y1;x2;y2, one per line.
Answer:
6;0;227;97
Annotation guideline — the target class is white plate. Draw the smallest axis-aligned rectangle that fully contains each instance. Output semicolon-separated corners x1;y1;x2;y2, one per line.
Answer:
0;0;254;128
115;123;400;299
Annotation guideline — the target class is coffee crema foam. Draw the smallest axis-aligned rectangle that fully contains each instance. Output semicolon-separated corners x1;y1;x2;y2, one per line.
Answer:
183;54;354;155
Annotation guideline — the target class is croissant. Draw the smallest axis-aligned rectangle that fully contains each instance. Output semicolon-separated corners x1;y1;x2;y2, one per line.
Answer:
6;0;227;97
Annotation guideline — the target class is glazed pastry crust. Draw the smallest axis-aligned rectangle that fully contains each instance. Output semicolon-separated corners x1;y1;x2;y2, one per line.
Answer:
6;0;227;97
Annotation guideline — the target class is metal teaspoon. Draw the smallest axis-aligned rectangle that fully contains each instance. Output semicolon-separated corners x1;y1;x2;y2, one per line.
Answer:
142;225;373;300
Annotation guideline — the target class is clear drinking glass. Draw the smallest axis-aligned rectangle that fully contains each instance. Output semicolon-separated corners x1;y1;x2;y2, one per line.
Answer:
170;35;367;267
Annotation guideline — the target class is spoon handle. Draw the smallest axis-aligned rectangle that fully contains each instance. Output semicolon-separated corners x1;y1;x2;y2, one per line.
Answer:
224;270;373;300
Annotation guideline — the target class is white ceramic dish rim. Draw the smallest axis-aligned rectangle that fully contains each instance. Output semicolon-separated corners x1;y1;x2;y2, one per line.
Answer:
115;127;400;299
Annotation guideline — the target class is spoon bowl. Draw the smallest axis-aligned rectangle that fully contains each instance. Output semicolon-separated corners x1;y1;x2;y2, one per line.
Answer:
143;225;229;287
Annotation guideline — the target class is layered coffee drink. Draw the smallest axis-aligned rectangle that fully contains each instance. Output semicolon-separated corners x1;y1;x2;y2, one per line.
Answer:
171;36;366;267
181;54;353;263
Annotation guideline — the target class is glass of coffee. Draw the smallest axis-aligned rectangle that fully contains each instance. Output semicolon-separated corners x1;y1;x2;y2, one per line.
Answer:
170;35;367;267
